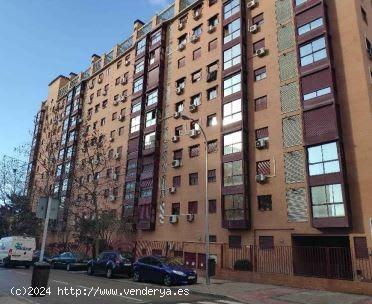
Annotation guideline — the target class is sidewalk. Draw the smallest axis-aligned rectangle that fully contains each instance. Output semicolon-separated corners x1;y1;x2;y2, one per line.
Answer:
187;277;372;304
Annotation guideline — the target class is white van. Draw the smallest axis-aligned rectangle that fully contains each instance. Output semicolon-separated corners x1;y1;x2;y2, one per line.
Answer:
0;236;36;268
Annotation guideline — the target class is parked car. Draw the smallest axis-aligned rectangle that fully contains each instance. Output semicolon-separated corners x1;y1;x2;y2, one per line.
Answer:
0;236;36;268
49;252;90;271
87;251;133;279
32;250;51;264
133;255;197;286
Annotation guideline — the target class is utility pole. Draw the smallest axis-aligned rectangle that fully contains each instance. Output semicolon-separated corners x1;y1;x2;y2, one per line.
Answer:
39;196;52;262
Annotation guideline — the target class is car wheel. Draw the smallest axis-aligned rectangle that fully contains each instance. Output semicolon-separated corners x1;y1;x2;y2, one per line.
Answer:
106;268;113;279
133;271;141;282
87;266;93;276
163;274;172;286
66;264;71;271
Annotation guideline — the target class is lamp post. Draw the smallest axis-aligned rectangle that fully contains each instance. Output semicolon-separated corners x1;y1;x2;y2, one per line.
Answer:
181;114;210;285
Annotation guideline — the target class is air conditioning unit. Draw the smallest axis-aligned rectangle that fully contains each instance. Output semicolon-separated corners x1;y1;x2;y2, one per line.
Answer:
169;215;179;224
171;159;182;168
178;22;185;30
125;60;130;66
189;104;198;113
172;135;180;143
98;78;103;84
249;24;259;33
114;153;121;160
247;0;258;9
112;173;118;181
176;86;184;95
178;43;186;51
256;48;267;57
121;77;128;85
109;137;114;142
113;100;119;106
255;138;268;149
186;214;195;222
109;195;116;202
256;174;268;184
174;112;181;119
189;129;200;138
190;35;199;43
208;25;216;33
118;114;125;121
102;90;107;96
169;187;177;194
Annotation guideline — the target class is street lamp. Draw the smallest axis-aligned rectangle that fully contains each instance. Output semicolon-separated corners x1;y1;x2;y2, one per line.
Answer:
181;114;211;285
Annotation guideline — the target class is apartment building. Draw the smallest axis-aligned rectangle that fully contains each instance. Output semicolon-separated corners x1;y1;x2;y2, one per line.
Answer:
27;0;372;269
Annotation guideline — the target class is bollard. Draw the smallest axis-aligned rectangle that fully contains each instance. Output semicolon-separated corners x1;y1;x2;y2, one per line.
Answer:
31;262;50;297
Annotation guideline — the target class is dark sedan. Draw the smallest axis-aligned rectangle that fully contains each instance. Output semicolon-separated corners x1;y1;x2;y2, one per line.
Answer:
87;251;133;279
49;252;90;271
133;256;197;286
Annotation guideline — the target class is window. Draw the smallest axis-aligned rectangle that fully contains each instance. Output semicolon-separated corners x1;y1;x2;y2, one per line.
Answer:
95;104;100;113
304;87;331;101
144;132;156;149
209;39;218;51
173;176;181;187
192;70;202;83
133;77;143;93
125;181;136;199
151;30;161;45
354;237;369;259
131;103;141;115
256;127;269;140
253;39;265;53
178;57;186;68
208;200;217;213
147;90;158;106
208;14;219;27
136;38;146;55
361;7;368;24
224;44;241;70
207;86;218;101
207;114;217;127
295;0;307;6
298;18;324;36
176;101;184;113
300;37;327;66
224;0;240;19
193;25;202;38
130;116;141;133
173;149;183;160
189;173;199;185
307;142;340;176
110;130;116;139
228;235;242;248
172;203;180;215
311;184;345;218
102;100;108;109
207;140;218;153
224;160;243;186
135;60;144;74
254;67;267;81
224;194;245;221
176;78;186;89
366;38;372;56
188;201;198;215
224;19;240;44
223;73;241;96
258;195;272;211
175;125;183;136
145;110;156;127
193;48;202;60
178;34;187;47
223;130;242;155
189;145;200;158
117;60;122;69
100;118;106;126
252;13;264;26
255;95;267;111
118;127;124;136
257;160;271;175
191;94;201;106
208;169;216;183
259;236;274;250
223;99;241;125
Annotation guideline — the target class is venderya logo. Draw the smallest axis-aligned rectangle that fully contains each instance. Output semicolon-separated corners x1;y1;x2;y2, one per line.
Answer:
15;242;32;251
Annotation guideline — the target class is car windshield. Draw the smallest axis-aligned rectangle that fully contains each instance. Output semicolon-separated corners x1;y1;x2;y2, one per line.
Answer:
159;256;184;266
120;252;132;259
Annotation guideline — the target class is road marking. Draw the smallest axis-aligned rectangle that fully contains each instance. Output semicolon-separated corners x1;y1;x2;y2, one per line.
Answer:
217;300;244;304
51;280;69;285
15;271;28;276
198;302;220;304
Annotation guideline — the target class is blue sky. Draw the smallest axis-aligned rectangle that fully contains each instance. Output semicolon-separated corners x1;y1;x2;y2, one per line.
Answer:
0;0;170;158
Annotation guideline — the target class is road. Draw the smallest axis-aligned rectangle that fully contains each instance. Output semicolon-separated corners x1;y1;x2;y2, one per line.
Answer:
0;266;242;304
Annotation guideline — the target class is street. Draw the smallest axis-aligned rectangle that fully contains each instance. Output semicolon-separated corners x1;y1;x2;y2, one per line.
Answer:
0;267;238;304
